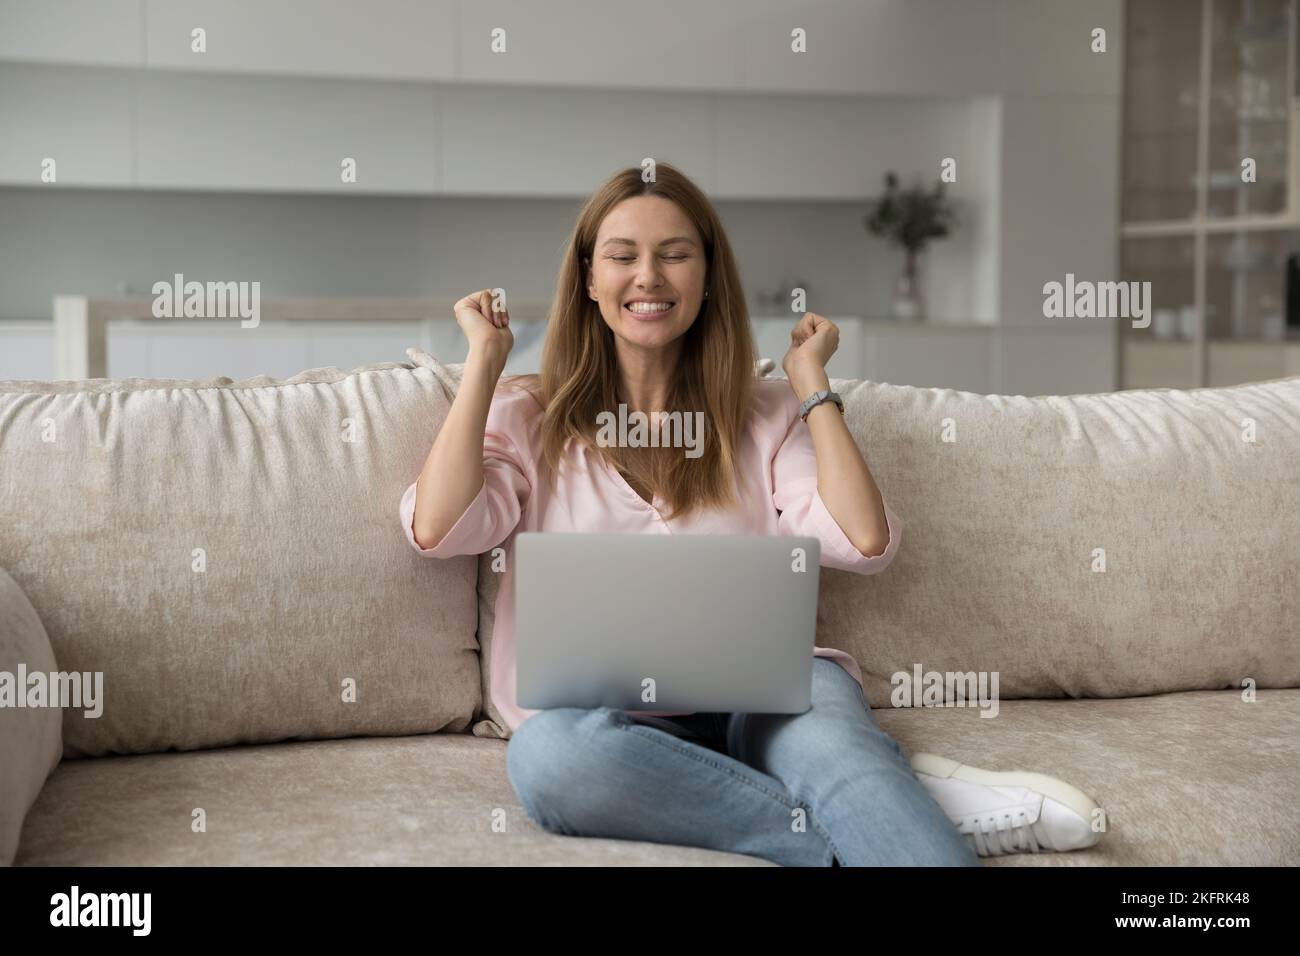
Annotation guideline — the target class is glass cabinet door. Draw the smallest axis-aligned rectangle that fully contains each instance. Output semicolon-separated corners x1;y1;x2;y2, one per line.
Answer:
1205;230;1290;339
1121;0;1300;389
1207;0;1291;219
1122;0;1204;223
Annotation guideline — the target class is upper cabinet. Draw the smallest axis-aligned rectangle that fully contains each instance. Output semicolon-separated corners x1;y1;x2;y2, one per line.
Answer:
0;0;1118;97
1122;0;1296;228
0;0;142;67
0;63;133;185
455;0;745;92
0;0;1114;198
733;0;1000;97
1121;0;1203;223
141;0;458;81
1206;0;1292;220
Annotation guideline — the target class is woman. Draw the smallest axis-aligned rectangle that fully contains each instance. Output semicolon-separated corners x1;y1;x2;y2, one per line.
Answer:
401;162;1102;866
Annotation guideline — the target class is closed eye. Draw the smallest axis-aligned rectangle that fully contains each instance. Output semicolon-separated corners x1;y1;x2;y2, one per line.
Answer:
613;255;689;263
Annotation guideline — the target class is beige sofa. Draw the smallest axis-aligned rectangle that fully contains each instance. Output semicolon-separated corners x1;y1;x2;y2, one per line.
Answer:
2;349;1297;866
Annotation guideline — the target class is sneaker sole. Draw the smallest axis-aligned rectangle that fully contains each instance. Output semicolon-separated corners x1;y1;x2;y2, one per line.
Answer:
910;752;1101;823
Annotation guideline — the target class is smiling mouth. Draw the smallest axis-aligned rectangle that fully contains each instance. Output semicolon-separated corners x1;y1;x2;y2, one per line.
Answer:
624;302;677;320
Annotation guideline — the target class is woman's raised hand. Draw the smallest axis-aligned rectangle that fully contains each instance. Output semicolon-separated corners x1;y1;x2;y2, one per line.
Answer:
782;311;838;382
453;288;514;363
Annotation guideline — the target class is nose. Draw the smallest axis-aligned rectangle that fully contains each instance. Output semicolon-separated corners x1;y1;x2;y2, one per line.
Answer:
634;256;665;291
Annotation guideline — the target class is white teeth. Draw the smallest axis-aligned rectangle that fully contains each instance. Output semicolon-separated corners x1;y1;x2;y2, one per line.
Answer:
626;302;673;314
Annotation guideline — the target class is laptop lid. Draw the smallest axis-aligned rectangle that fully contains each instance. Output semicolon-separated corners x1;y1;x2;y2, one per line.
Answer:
515;532;821;714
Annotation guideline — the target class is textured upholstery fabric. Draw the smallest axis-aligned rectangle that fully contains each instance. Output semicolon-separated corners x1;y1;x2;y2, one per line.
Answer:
0;567;62;865
5;349;1296;865
15;690;1296;866
450;357;1300;738
822;373;1300;709
0;354;482;757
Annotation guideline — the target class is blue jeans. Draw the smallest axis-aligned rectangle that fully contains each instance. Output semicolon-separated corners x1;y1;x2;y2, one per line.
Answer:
506;656;982;866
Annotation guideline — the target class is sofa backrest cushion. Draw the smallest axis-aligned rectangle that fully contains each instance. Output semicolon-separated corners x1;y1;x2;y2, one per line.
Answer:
449;363;1299;735
0;349;481;757
817;373;1300;707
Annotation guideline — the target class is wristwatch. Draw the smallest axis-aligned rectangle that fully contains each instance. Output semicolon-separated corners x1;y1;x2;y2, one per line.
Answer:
798;389;844;422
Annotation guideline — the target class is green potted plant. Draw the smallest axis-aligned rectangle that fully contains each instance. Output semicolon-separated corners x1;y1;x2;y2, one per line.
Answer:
865;171;958;321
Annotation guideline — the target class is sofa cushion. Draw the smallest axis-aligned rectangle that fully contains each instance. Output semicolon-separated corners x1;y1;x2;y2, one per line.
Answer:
13;732;768;865
0;566;63;865
876;687;1300;865
816;373;1300;707
0;350;483;756
440;359;1299;736
15;688;1295;865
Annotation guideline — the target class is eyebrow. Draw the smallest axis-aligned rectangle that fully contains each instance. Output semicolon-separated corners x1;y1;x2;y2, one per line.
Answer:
601;237;697;248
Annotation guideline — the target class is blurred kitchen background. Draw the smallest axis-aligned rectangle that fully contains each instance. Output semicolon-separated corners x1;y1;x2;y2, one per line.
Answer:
1;0;1298;393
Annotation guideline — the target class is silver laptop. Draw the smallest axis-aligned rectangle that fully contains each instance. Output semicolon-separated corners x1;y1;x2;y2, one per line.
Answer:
515;532;822;714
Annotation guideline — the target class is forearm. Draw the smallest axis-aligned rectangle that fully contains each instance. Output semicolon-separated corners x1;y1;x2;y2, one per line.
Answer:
411;349;507;549
789;369;890;558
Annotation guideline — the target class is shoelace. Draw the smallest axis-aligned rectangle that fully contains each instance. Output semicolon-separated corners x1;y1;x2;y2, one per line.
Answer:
967;808;1042;857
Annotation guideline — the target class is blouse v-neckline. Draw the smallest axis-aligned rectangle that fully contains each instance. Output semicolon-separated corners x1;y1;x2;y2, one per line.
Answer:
570;433;667;517
604;459;666;515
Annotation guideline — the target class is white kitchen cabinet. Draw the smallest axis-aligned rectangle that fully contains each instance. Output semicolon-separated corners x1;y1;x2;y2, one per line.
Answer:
0;0;143;67
134;71;439;192
0;62;132;185
456;0;742;93
141;0;457;81
1;0;1122;97
439;84;716;197
0;56;1005;198
736;0;999;97
712;92;999;202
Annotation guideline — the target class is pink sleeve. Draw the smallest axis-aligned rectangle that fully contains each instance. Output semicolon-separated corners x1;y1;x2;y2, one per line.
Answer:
770;389;903;575
399;389;533;559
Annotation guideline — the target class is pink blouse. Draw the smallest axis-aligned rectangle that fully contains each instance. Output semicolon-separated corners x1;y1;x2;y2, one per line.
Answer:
399;376;903;734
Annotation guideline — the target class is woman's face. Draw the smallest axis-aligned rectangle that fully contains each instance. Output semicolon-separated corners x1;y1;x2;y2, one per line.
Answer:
586;195;707;354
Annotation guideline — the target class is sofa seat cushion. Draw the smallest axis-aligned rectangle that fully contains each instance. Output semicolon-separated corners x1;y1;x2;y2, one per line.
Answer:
16;689;1296;866
13;732;769;866
875;688;1300;866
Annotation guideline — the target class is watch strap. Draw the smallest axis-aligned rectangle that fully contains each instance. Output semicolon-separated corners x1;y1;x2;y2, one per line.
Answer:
798;389;843;422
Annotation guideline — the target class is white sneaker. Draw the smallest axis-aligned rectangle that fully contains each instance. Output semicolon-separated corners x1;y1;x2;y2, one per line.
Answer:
910;752;1103;858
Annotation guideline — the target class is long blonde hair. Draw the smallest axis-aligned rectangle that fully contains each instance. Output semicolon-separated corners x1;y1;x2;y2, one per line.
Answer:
500;162;760;523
